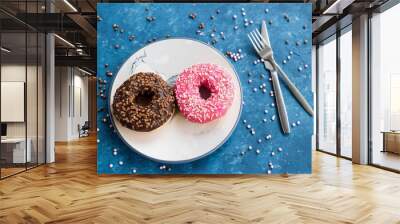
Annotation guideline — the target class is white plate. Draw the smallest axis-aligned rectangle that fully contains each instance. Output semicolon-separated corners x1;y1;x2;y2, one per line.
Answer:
109;38;242;163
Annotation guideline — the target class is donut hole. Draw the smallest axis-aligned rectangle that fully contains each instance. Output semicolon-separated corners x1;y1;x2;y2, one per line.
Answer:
199;83;212;100
135;90;155;106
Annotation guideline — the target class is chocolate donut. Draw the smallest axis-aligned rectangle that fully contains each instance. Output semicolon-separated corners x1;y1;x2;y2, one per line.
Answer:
112;72;175;132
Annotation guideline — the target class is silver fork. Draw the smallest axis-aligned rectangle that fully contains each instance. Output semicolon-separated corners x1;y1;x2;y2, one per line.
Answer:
248;29;290;134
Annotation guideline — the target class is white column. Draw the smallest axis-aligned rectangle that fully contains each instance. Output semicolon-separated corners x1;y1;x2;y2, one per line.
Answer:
352;14;369;164
46;32;55;163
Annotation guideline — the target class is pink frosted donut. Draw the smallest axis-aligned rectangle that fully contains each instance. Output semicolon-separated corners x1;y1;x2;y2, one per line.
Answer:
175;63;235;123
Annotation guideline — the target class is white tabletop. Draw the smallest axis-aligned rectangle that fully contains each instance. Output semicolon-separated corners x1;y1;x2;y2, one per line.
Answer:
1;138;27;143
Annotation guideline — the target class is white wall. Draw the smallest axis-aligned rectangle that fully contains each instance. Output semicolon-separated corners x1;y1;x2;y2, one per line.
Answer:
54;67;89;141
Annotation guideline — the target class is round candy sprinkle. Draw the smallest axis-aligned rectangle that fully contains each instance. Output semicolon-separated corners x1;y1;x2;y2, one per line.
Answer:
247;124;251;129
189;13;197;19
248;145;253;150
284;14;289;20
97;139;100;143
233;15;237;19
262;89;267;93
298;67;303;72
292;122;297;127
243;119;247;124
119;161;124;165
112;23;119;31
267;170;272;174
113;151;117;156
109;163;113;168
248;79;253;83
146;16;156;22
271;115;276;121
263;118;267;123
258;139;262;143
198;23;205;29
242;12;246;16
287;55;291;60
271;151;275;156
265;9;269;13
297;121;301;125
253;88;258;92
132;169;137;173
240;151;245;156
278;147;283;152
256;149;261;154
289;51;293;55
264;110;268;114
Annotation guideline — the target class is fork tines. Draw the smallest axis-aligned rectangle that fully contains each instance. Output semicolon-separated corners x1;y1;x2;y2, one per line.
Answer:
247;29;268;53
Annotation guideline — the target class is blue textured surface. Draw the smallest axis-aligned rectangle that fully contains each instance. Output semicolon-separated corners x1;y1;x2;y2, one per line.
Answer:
97;3;313;174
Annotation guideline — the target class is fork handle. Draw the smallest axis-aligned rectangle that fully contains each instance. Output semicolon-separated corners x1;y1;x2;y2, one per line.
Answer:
273;62;314;116
270;69;290;134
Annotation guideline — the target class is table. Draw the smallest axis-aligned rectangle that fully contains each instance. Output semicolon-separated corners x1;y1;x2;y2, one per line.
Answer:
382;131;400;154
1;138;31;164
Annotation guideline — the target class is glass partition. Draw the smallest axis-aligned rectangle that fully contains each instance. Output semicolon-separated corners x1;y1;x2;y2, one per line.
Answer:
1;30;28;177
317;36;337;155
370;4;400;171
339;28;352;158
0;1;46;179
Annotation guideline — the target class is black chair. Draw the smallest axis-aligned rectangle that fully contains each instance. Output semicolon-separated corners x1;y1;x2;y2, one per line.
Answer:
78;121;90;138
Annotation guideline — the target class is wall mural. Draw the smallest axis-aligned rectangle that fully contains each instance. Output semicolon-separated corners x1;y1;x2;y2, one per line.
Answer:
97;3;313;174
